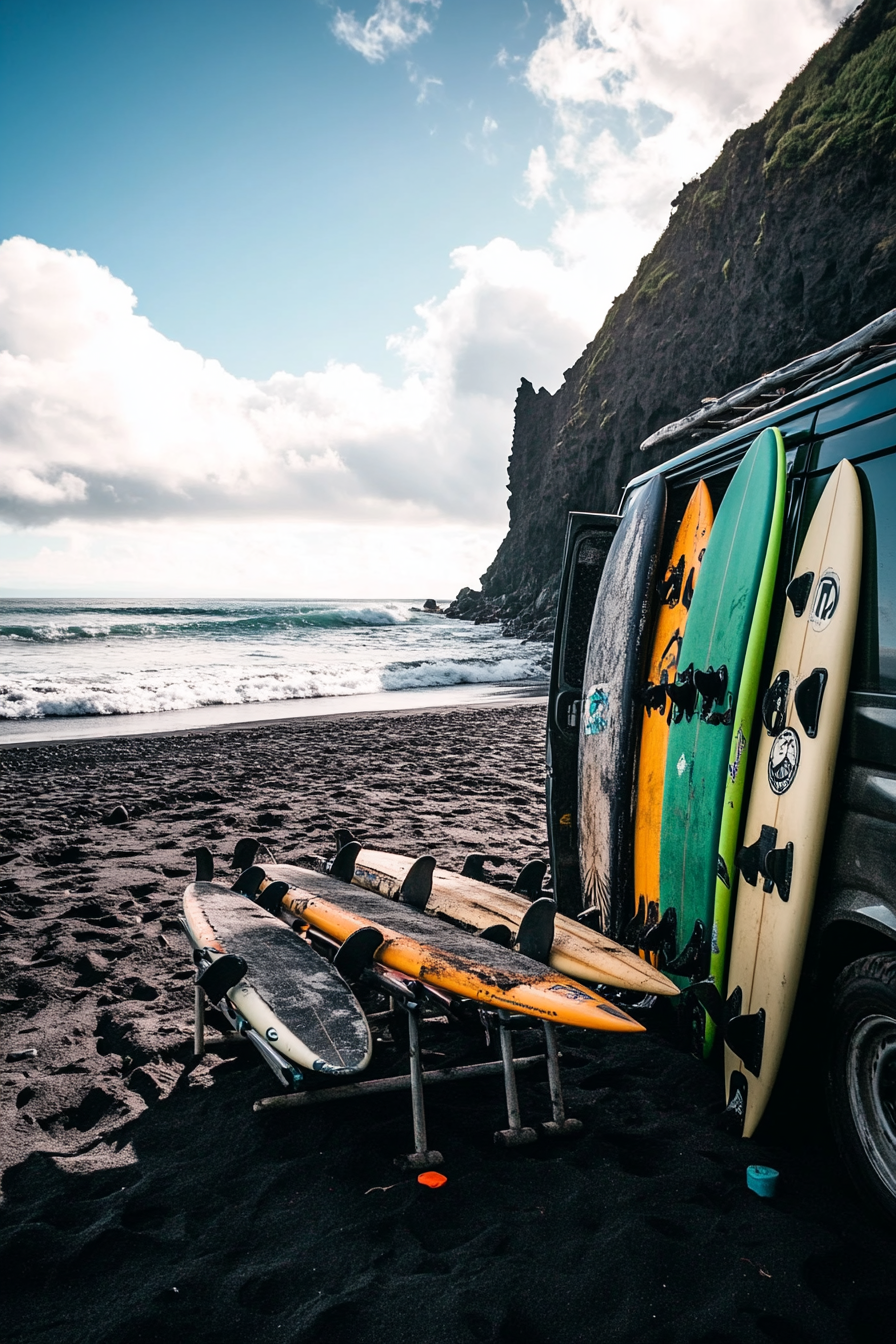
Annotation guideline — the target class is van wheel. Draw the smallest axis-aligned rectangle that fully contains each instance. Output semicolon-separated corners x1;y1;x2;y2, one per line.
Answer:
828;953;896;1223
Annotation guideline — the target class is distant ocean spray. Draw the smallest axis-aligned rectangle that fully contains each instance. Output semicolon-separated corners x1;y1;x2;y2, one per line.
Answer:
0;599;549;720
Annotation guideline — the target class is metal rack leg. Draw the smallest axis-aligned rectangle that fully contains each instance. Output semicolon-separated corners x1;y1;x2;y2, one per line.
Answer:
541;1021;583;1137
494;1013;538;1147
193;984;205;1059
395;1005;443;1170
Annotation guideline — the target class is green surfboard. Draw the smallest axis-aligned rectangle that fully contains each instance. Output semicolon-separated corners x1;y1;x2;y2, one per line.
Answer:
655;427;786;1055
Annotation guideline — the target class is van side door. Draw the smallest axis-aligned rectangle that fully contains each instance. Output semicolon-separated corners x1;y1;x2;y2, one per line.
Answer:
546;512;619;915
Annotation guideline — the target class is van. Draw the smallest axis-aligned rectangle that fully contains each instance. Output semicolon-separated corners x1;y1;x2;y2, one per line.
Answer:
546;325;896;1221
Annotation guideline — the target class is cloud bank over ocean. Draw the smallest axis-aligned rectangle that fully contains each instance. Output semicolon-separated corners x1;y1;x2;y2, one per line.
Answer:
0;0;852;594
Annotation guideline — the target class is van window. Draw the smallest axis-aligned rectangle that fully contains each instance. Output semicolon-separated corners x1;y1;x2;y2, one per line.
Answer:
814;374;896;437
815;409;896;473
562;533;613;688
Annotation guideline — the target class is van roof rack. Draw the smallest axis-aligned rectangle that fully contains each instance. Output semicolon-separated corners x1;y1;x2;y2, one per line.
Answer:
641;308;896;452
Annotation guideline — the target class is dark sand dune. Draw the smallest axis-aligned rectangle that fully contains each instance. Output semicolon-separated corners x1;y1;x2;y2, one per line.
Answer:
1;704;892;1344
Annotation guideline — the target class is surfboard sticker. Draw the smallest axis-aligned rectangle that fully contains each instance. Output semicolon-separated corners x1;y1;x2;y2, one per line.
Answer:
809;569;840;631
583;685;610;735
728;727;747;783
767;728;800;795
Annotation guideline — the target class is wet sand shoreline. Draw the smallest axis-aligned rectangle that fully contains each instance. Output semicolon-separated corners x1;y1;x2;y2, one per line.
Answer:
0;703;891;1344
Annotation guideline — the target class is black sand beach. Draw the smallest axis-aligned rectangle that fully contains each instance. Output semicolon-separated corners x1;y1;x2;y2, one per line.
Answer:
1;703;892;1344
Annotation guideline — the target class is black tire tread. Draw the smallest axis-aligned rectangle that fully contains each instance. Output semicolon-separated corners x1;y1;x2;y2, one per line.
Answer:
827;950;896;1225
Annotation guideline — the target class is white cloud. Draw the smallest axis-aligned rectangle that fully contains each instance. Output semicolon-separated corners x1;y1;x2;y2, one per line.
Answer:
332;0;439;63
1;2;857;596
521;144;554;206
407;62;443;103
522;0;856;299
0;236;587;538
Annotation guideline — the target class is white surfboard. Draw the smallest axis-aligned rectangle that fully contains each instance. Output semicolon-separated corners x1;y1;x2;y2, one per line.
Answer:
723;459;862;1136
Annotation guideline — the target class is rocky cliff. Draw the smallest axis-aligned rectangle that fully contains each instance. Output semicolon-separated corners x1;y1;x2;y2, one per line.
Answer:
448;0;896;638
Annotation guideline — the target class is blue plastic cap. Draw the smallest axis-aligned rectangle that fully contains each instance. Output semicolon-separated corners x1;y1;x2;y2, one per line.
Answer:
746;1164;779;1197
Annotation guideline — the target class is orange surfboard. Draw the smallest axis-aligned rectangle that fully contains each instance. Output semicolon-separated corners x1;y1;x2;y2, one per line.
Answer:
254;864;644;1034
633;481;714;954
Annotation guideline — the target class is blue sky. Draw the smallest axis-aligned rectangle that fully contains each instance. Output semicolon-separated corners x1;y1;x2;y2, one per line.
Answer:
2;0;564;381
0;0;851;596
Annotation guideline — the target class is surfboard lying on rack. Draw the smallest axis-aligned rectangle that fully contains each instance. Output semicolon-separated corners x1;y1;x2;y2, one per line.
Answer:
239;863;644;1034
182;879;373;1078
347;847;677;997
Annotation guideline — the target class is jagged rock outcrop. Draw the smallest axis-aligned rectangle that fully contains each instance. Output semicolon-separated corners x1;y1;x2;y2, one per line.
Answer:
447;0;896;637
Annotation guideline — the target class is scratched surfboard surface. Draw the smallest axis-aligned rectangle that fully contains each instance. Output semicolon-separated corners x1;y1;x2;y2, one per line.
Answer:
658;428;785;1042
724;460;862;1134
577;474;666;939
633;480;714;956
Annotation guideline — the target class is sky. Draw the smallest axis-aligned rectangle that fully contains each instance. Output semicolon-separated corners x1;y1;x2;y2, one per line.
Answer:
0;0;854;597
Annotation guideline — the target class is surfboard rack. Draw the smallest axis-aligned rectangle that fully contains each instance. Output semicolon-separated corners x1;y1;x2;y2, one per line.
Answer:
254;987;582;1162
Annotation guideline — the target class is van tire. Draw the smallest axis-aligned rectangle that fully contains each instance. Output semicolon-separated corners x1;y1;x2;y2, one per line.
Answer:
828;952;896;1223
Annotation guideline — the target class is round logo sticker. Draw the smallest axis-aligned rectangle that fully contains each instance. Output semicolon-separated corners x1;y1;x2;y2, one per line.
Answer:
809;568;840;631
768;727;800;795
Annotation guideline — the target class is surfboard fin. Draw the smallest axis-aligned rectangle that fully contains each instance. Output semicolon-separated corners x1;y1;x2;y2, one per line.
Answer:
666;664;698;722
695;663;728;711
722;1070;748;1136
690;978;724;1023
329;841;361;883
786;570;815;617
658;555;685;606
682;564;696;611
232;837;261;871
665;919;708;979
736;824;778;887
333;926;384;980
764;843;793;902
197;953;248;1002
399;856;436;910
639;682;668;714
232;865;266;897
195;847;215;883
513;860;547;900
640;906;677;960
334;828;358;852
761;672;790;736
460;854;487;880
794;667;827;738
479;924;514;947
515;897;556;963
621;895;647;949
725;1007;766;1077
255;880;289;914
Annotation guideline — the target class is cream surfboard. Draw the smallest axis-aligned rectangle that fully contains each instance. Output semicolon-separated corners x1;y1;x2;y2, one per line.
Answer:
723;460;862;1135
350;847;678;997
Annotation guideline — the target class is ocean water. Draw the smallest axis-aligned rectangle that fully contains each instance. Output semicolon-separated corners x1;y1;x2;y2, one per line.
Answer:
0;598;549;724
